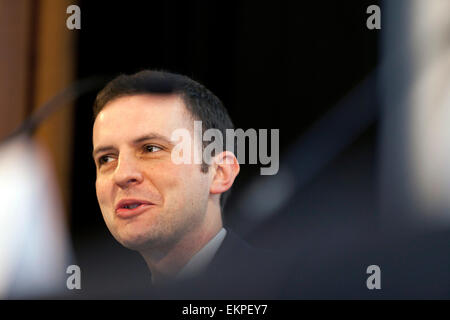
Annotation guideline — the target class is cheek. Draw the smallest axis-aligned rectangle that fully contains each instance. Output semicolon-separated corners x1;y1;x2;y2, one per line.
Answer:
151;163;205;202
149;164;182;198
171;165;210;202
95;178;110;208
95;178;117;229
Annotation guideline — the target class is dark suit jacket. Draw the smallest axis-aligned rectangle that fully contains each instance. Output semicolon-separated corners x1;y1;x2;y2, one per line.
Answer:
154;229;290;299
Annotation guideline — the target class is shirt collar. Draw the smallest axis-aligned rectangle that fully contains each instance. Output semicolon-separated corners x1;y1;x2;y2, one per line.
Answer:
176;228;227;280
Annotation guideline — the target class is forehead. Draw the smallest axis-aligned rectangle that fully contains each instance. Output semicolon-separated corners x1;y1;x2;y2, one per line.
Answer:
93;94;194;144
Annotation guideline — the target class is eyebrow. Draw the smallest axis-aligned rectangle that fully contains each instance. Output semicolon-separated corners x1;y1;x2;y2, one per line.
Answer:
92;133;174;159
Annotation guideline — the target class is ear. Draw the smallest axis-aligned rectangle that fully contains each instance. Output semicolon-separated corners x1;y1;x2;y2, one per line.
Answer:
210;151;240;195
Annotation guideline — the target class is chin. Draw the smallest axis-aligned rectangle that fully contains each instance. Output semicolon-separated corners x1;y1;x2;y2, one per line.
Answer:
116;228;162;251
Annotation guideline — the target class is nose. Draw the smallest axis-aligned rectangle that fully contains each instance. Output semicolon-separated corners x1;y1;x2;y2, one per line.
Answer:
113;154;144;189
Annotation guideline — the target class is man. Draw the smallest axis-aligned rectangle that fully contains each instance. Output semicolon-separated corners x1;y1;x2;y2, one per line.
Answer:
92;70;267;294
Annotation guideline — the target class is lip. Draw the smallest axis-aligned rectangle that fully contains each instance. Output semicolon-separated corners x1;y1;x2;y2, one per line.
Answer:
115;198;154;218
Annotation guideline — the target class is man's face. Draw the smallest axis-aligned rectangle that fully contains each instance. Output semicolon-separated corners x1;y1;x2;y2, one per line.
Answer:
93;94;212;251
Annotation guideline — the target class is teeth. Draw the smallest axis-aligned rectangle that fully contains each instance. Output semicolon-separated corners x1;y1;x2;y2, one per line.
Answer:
125;204;140;209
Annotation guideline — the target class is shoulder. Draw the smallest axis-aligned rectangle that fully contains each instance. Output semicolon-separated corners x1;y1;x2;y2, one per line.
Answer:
210;229;272;268
155;229;288;299
195;229;286;298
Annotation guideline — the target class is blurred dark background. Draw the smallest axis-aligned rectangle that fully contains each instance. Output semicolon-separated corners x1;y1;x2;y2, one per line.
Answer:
68;0;381;296
3;0;449;299
71;0;379;236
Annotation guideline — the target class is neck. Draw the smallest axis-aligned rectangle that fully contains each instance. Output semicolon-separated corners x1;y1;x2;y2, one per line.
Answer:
140;202;222;285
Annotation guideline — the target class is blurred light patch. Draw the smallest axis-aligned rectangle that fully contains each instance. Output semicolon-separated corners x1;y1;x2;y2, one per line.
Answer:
0;137;71;298
409;0;450;222
410;50;450;221
380;0;450;228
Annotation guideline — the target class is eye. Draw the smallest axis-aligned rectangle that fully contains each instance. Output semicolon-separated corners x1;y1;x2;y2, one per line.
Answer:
98;155;114;166
144;145;162;153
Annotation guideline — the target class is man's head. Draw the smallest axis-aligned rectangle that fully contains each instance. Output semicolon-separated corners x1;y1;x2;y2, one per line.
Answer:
92;70;239;251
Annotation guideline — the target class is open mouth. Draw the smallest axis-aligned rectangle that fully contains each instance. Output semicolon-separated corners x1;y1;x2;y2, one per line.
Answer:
121;203;142;209
115;199;154;217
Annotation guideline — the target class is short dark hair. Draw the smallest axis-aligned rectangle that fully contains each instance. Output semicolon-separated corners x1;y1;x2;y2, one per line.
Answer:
93;70;235;212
